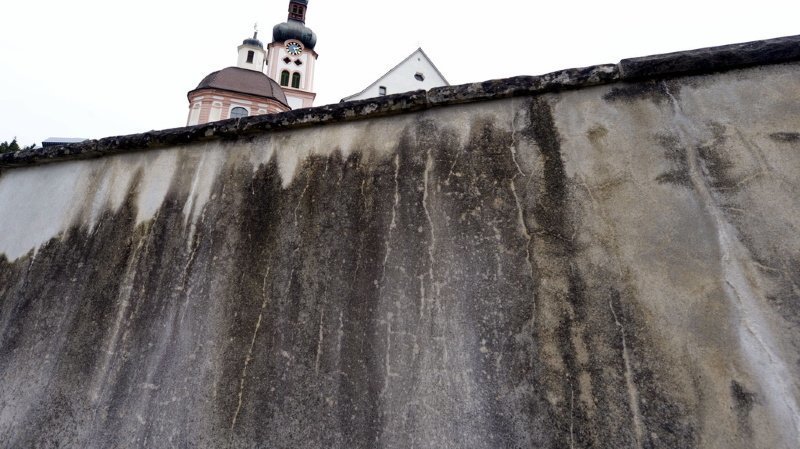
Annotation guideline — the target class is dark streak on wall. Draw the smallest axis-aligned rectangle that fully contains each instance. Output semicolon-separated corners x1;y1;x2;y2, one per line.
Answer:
1;35;800;449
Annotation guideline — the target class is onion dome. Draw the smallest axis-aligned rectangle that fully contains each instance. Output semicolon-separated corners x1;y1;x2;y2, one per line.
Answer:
242;31;264;49
189;67;289;107
272;20;317;50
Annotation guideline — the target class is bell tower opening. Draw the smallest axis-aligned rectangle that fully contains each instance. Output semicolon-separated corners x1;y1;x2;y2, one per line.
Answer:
288;1;307;23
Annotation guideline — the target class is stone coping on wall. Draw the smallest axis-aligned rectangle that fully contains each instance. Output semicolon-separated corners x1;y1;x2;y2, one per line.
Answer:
2;34;799;169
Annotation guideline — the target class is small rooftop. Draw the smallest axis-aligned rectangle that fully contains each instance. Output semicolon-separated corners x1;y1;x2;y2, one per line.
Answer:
241;33;264;49
42;138;88;148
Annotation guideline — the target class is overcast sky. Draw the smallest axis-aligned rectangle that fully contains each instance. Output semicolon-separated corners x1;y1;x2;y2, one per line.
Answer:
0;0;796;146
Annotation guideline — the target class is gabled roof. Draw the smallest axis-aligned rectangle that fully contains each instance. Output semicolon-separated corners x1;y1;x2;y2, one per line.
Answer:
341;48;449;102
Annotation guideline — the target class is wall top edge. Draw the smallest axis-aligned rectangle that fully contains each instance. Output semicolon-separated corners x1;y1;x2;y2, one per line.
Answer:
2;34;799;169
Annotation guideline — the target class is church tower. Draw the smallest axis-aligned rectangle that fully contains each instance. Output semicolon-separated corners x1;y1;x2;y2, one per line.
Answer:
186;31;290;126
237;31;267;71
267;0;318;109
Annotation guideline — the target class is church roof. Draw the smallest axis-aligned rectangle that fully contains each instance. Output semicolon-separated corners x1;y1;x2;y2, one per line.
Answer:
189;67;289;107
273;20;317;49
242;37;264;49
241;30;264;49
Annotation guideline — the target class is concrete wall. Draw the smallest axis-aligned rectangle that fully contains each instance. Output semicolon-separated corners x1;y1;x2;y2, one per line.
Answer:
1;37;800;448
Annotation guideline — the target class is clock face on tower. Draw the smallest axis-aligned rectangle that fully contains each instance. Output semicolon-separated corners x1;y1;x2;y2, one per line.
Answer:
286;42;303;56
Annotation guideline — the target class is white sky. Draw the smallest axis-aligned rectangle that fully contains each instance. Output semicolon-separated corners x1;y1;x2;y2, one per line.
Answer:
0;0;796;146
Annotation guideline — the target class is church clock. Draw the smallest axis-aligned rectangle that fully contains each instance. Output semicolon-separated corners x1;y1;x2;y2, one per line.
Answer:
286;42;303;56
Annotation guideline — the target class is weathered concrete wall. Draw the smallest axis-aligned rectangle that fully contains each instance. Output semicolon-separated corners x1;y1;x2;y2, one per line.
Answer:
1;39;800;448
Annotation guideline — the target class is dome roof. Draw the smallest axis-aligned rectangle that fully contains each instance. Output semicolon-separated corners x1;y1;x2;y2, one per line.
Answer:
273;20;317;50
189;67;288;106
241;31;264;49
242;37;263;49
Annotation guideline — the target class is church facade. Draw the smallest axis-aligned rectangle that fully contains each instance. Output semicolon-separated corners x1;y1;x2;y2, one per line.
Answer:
186;0;317;126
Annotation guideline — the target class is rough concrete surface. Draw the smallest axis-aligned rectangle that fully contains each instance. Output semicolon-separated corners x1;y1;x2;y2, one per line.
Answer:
1;60;800;447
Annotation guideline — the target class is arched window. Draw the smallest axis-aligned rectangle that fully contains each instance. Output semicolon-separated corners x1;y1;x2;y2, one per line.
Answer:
230;107;249;119
291;72;301;89
280;70;290;86
246;51;254;64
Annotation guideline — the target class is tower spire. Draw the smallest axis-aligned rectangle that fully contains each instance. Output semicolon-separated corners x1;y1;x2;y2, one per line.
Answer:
287;0;308;23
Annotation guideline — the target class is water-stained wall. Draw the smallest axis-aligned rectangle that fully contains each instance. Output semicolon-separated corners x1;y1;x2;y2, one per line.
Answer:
1;58;799;448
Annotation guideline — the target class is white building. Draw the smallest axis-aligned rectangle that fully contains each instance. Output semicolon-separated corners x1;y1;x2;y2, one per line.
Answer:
341;48;449;102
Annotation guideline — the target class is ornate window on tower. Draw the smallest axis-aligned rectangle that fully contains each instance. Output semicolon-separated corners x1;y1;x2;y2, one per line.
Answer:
246;51;254;63
291;73;301;89
280;70;290;86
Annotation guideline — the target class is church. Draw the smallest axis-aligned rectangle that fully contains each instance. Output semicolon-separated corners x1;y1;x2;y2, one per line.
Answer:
186;0;317;126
